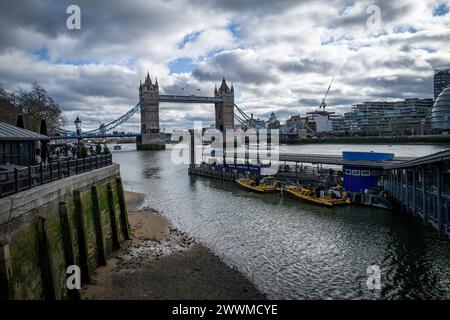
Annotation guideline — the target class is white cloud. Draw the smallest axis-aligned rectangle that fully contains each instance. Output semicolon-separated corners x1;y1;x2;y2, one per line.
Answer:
0;0;449;130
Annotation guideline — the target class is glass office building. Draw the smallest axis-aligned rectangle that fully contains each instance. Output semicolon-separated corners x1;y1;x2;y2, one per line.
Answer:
431;85;450;133
434;69;450;100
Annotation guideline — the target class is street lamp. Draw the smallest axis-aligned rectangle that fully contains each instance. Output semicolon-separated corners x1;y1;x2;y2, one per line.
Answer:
74;116;82;154
75;116;82;136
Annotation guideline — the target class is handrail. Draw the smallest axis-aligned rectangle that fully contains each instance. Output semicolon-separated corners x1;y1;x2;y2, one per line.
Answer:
0;154;113;198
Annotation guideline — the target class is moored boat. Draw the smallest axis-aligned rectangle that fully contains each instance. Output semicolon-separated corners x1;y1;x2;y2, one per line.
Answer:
284;184;351;207
236;176;280;193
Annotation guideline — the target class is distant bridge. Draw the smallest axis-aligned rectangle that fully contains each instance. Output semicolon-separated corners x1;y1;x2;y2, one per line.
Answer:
159;94;223;104
53;76;299;141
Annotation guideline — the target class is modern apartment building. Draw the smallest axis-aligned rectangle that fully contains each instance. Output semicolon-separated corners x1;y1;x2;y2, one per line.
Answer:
434;68;450;100
331;98;434;136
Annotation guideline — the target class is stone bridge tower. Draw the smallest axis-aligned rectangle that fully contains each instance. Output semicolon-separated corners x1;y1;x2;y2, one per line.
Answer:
137;73;165;150
214;78;234;131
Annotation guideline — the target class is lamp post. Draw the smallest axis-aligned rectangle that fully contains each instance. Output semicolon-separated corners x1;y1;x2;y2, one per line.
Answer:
75;116;81;136
74;116;82;154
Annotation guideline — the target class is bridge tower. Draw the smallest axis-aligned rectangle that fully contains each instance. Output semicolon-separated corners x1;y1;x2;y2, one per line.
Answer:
137;72;165;150
214;78;234;131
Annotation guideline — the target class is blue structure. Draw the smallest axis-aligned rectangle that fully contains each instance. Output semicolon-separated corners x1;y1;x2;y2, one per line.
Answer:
212;163;261;175
342;151;394;161
342;151;394;192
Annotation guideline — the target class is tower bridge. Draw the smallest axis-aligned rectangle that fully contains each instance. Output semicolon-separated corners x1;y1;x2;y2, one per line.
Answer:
55;74;301;144
137;73;235;149
55;73;244;144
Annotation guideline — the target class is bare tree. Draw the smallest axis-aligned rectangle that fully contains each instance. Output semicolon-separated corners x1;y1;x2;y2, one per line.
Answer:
14;83;63;132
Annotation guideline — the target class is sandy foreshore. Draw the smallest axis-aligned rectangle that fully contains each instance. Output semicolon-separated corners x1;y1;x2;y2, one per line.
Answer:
81;191;265;300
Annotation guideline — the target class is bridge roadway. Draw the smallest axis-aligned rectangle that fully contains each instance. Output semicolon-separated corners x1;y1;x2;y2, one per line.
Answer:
49;132;141;140
51;131;299;140
159;94;223;103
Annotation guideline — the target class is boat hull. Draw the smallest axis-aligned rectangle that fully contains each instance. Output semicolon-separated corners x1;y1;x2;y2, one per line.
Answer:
236;179;279;193
284;187;351;207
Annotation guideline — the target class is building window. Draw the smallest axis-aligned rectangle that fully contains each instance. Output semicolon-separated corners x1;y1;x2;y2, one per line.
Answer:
361;170;371;176
344;169;352;175
352;170;360;176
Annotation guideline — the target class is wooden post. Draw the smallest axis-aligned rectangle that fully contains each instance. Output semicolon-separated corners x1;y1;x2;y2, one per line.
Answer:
40;162;43;185
28;166;32;189
189;129;195;167
400;169;404;203
422;167;427;224
233;135;237;166
223;130;227;166
395;170;399;199
245;136;249;165
412;168;417;217
0;241;14;300
73;191;91;283
37;216;56;300
14;168;18;194
91;186;106;266
405;169;409;206
107;183;120;250
115;177;130;240
58;202;80;300
436;165;443;236
256;131;259;166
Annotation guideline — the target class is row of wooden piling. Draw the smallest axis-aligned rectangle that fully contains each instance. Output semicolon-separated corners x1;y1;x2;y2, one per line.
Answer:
0;176;130;300
188;166;239;182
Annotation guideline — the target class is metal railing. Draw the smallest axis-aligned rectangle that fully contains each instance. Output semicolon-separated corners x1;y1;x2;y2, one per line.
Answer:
0;154;113;198
385;181;450;233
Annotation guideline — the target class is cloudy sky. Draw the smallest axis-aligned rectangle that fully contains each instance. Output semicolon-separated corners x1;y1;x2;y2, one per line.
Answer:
0;0;449;131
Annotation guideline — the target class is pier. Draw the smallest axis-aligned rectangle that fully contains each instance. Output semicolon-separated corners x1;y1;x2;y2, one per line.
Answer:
384;150;450;237
188;136;450;237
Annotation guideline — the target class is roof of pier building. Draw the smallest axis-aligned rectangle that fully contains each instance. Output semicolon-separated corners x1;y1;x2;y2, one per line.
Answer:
385;150;450;169
0;121;50;141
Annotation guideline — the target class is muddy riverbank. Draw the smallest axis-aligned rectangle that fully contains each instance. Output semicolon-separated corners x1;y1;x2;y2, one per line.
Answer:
81;192;265;300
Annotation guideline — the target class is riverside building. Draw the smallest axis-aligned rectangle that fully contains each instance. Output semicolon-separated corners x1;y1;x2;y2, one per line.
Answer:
431;85;450;134
331;98;434;136
434;68;450;100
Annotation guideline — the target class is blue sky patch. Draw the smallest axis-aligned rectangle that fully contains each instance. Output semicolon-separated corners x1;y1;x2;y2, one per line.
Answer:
393;26;418;34
169;57;197;74
423;47;437;53
228;22;241;38
177;31;202;49
433;3;449;16
56;58;100;65
34;47;50;61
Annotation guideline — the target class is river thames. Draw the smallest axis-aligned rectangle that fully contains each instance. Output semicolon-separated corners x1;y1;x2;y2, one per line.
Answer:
112;143;450;299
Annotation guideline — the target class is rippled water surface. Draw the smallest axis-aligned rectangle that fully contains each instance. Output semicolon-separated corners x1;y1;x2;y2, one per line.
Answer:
113;143;450;299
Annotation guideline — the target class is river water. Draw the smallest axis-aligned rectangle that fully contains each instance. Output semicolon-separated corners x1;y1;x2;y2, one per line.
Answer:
112;143;450;299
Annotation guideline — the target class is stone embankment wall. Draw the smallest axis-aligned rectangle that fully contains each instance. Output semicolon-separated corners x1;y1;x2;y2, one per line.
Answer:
0;164;130;300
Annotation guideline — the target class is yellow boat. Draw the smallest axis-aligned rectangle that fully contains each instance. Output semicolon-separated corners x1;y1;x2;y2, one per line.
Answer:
284;185;351;207
236;177;280;193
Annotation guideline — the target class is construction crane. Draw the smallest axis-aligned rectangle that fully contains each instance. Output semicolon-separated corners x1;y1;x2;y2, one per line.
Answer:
319;76;335;111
